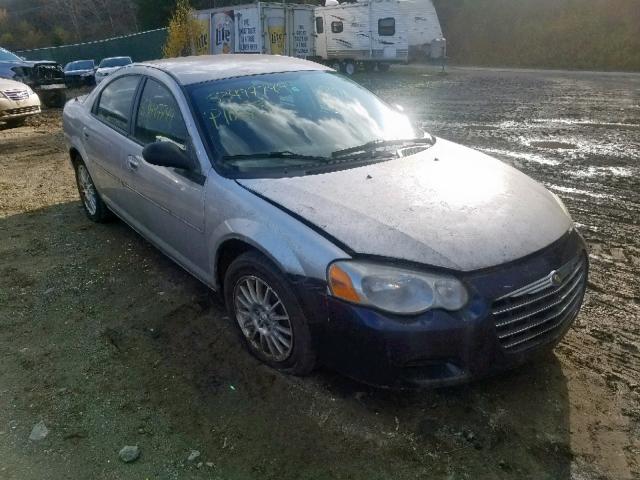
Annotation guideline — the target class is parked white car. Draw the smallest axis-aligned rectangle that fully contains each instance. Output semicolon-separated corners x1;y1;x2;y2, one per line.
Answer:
94;56;133;84
0;77;41;127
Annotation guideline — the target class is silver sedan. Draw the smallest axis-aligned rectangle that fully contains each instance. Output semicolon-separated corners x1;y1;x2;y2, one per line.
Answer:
63;55;587;388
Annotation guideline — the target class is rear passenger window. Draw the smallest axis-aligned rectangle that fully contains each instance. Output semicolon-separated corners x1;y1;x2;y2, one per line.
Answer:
378;18;395;36
134;78;187;148
95;76;140;131
315;16;324;34
331;21;343;34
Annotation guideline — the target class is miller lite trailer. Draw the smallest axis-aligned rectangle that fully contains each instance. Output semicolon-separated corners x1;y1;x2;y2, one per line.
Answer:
195;3;315;58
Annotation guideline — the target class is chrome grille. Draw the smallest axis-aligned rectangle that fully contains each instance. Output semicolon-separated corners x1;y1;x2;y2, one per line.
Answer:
1;105;40;117
2;89;29;101
492;256;587;351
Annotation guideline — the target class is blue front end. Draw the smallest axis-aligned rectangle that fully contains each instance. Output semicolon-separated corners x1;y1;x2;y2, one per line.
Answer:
301;229;588;388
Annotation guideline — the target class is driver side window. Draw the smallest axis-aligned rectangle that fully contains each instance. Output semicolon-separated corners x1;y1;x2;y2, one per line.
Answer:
134;78;188;148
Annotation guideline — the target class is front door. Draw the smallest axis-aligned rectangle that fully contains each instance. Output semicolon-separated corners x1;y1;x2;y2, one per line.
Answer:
120;77;209;281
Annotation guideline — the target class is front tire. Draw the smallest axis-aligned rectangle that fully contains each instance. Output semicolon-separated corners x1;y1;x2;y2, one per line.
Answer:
343;61;356;76
5;117;26;128
224;251;316;375
73;159;111;222
42;90;66;108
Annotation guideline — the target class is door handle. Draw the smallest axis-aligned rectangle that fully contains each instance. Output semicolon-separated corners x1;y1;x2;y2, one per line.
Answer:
127;155;140;170
82;128;90;139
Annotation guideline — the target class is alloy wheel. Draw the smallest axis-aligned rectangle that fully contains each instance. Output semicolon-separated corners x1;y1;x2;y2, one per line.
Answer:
233;275;294;362
77;164;97;215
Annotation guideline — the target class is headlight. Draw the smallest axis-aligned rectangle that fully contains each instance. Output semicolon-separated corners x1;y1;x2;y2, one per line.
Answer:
551;192;572;219
25;86;35;96
328;261;469;315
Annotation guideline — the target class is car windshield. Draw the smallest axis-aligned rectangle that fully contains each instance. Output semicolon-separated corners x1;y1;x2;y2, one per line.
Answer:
66;60;94;71
187;71;425;175
0;47;22;62
99;57;131;68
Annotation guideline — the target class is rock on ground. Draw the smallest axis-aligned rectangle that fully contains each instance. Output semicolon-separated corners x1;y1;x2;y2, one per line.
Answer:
119;445;141;463
28;421;49;441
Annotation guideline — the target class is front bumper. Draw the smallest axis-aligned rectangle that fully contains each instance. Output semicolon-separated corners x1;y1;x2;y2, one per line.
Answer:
65;75;94;87
0;98;41;120
34;83;67;93
304;229;588;388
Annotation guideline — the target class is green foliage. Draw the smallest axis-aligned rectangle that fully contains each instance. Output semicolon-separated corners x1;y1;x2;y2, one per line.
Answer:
163;0;205;58
433;0;640;71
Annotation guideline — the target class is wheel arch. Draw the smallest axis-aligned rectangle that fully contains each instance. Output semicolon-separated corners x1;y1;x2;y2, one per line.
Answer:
214;235;299;294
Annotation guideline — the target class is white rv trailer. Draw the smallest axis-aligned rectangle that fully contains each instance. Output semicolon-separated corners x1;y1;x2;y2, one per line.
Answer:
313;0;409;74
398;0;445;61
195;3;315;58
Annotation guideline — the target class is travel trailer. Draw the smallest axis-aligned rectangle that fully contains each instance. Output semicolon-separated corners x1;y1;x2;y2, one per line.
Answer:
398;0;446;61
195;3;315;58
313;0;409;74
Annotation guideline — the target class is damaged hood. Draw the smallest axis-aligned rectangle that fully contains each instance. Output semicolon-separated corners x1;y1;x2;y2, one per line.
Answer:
237;138;573;271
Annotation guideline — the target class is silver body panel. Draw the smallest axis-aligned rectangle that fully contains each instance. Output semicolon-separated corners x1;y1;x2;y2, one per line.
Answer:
143;55;331;85
63;55;572;291
239;138;572;271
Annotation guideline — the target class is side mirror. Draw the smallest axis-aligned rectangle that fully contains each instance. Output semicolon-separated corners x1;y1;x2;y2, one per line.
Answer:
142;141;193;170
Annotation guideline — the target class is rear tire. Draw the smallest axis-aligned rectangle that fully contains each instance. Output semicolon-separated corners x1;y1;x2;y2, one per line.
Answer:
224;251;316;376
73;158;111;223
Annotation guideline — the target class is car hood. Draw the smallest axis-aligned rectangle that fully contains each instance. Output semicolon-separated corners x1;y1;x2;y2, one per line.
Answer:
96;67;122;74
237;138;573;271
66;69;93;75
0;77;29;89
0;59;57;67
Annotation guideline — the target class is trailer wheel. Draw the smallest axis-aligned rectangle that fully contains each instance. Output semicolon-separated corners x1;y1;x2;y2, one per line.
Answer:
376;63;390;73
363;62;376;72
343;61;356;76
330;61;342;72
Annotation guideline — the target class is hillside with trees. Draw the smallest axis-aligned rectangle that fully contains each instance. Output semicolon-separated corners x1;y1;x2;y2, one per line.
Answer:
1;0;639;71
434;0;640;71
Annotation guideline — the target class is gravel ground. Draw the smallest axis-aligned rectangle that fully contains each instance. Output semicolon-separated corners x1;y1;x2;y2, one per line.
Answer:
0;66;638;480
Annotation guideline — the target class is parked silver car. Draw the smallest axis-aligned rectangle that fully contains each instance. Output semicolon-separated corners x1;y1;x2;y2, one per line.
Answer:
63;55;587;388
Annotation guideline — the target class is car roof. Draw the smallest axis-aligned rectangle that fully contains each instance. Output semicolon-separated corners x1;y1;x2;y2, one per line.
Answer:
143;54;331;86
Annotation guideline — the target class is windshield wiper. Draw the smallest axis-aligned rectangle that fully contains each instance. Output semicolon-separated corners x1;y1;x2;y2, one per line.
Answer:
331;136;435;159
223;151;331;163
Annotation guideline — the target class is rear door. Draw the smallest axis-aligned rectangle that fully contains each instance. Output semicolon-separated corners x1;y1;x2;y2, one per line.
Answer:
288;7;313;58
119;76;209;281
84;74;141;210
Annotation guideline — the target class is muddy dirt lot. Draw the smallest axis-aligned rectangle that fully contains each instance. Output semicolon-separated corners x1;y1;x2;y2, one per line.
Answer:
1;66;638;479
